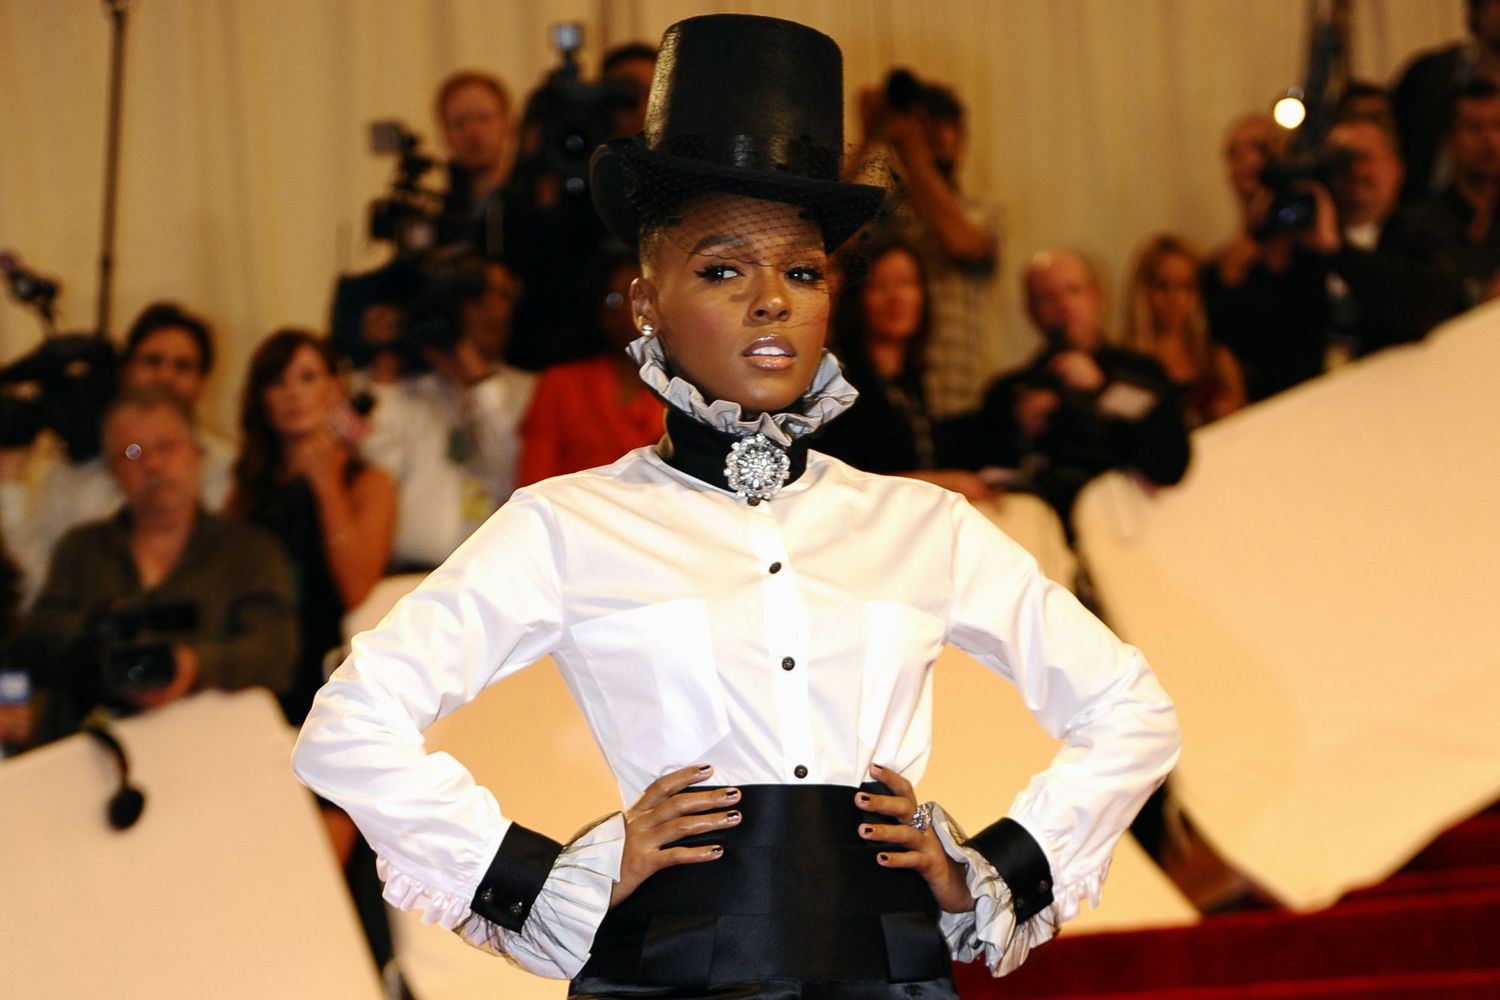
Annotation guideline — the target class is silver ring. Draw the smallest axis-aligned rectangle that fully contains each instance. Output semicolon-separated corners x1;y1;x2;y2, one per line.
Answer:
909;802;933;832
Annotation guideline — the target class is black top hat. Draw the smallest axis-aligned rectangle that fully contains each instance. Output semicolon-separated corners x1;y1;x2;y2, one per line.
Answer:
589;14;885;252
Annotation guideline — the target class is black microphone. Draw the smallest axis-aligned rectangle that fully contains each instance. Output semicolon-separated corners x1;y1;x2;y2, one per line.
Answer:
0;252;60;315
82;721;147;831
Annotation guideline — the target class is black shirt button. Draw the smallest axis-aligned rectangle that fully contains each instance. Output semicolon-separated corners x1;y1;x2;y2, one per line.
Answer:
479;888;494;903
781;656;795;670
769;561;782;574
509;901;525;917
794;765;808;779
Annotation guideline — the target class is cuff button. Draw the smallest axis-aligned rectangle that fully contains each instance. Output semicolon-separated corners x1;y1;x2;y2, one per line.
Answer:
478;888;494;903
509;901;525;917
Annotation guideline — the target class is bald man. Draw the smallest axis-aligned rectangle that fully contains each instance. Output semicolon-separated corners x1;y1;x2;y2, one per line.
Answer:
958;250;1189;533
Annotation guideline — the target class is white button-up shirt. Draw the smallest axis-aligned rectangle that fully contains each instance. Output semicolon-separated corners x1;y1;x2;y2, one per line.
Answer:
293;445;1179;977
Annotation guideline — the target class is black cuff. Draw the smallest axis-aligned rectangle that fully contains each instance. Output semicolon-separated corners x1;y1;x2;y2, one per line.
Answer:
965;817;1055;922
471;822;565;931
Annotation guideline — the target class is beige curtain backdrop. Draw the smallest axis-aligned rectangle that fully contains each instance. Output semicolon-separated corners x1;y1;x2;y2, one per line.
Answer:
0;0;1466;436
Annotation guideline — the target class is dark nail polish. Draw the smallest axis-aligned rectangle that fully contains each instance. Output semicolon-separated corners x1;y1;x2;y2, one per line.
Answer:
878;853;890;863
726;811;741;821
856;793;870;804
697;763;712;771
710;846;723;855
860;824;872;836
724;788;740;800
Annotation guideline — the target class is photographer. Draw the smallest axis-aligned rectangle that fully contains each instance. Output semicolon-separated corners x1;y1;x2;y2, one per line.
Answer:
1302;118;1465;358
361;254;536;569
959;249;1189;535
600;42;657;139
1202;114;1329;403
500;27;635;371
853;71;1001;420
434;70;513;256
20;388;296;739
1403;80;1500;306
1;302;235;603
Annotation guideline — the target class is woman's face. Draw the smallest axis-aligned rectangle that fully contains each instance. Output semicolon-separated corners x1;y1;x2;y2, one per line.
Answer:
634;193;829;414
263;344;341;439
1146;252;1200;336
860;248;924;345
462;262;521;362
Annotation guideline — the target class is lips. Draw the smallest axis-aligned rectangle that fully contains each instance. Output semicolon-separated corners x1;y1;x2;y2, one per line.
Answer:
743;336;797;371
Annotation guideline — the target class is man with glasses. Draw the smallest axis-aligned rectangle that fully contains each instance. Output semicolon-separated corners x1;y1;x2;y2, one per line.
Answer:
18;388;296;741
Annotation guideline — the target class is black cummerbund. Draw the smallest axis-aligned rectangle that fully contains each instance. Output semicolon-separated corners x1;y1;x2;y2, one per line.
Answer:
575;783;950;988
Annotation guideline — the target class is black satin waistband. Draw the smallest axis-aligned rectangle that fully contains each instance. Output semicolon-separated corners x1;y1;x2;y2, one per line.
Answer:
577;783;951;989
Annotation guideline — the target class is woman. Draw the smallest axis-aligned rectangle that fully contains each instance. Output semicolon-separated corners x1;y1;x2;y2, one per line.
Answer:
294;15;1178;998
820;238;994;499
228;329;395;725
230;329;398;969
516;249;665;486
1125;234;1247;427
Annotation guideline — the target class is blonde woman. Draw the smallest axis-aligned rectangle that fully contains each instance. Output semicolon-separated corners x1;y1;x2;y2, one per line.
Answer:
1126;235;1247;427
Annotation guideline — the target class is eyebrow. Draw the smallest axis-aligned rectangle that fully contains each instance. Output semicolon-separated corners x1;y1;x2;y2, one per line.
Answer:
689;233;756;257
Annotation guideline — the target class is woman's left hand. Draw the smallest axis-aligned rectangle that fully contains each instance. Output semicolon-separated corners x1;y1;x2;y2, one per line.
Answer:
857;763;975;914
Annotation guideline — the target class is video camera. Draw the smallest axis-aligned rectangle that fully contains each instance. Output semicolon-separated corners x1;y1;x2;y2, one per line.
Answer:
0;253;118;461
515;22;638;194
1254;145;1356;239
89;602;198;698
366;120;446;257
1254;5;1355;239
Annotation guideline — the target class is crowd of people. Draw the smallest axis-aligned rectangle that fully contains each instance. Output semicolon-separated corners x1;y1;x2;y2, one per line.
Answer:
1;5;1498;968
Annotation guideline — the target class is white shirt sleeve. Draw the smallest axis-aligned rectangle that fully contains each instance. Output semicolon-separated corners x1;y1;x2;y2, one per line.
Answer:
291;491;619;977
936;496;1181;973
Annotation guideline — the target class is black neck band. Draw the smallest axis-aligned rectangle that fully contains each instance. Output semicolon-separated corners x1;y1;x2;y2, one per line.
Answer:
660;407;810;501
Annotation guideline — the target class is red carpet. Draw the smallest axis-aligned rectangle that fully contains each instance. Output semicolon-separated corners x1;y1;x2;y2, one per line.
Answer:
954;805;1500;998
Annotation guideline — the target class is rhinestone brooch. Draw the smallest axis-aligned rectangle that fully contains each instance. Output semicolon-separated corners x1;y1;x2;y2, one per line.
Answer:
725;433;790;503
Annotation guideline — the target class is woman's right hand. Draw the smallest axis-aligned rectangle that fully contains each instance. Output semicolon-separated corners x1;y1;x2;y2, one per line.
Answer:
286;426;350;494
610;764;740;908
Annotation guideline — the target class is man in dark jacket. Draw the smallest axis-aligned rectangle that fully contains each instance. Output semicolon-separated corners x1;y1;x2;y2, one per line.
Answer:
966;249;1189;531
22;388;297;739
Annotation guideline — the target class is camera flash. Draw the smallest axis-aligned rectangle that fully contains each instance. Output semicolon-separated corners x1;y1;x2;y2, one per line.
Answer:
1274;93;1307;130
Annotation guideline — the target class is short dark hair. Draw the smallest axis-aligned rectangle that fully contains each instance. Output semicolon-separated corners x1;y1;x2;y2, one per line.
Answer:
122;301;214;375
435;70;511;122
918;84;964;125
602;42;657;76
1334;81;1391;124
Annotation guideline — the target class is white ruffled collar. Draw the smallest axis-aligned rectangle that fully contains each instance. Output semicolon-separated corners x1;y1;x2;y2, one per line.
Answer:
626;333;858;449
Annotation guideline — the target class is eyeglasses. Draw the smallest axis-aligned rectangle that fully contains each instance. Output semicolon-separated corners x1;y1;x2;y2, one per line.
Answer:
119;435;193;462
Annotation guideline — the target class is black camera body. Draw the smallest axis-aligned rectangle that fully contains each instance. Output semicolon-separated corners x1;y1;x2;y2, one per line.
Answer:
1254;146;1356;240
0;333;119;461
515;22;637;192
367;120;445;255
89;602;197;699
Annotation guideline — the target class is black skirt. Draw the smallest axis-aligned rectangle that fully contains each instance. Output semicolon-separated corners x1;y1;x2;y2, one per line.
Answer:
569;783;959;1000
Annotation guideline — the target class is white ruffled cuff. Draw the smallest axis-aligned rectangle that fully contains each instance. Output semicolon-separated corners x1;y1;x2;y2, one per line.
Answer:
929;804;1061;977
377;813;626;979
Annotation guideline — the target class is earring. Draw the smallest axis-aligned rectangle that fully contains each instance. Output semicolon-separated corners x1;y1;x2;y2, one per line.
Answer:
641;323;655;337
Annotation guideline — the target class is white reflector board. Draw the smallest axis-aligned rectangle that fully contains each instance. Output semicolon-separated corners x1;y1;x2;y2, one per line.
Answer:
0;689;382;999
